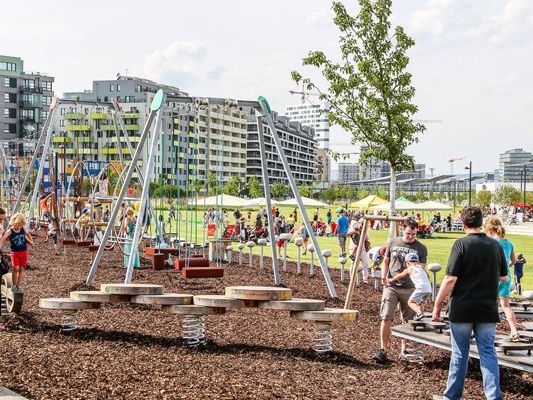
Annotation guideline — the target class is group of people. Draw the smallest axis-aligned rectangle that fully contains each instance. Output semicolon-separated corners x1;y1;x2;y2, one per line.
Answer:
372;207;527;400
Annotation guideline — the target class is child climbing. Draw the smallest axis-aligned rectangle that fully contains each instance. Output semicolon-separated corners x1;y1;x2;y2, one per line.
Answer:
0;213;34;292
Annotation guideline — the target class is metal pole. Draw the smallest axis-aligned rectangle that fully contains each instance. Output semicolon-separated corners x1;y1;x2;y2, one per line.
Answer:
257;96;337;298
254;116;281;286
125;104;165;283
14;97;58;213
86;93;162;285
344;219;368;309
468;161;472;206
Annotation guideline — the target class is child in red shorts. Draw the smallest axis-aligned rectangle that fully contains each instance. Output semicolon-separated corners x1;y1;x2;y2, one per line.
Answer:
0;213;34;292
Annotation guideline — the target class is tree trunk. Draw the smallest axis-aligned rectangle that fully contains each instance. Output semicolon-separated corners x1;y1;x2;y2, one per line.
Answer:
389;167;396;239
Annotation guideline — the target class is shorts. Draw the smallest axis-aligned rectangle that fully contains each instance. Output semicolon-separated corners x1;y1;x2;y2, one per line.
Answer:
409;290;431;304
338;233;347;246
10;250;28;268
498;279;511;297
380;286;415;321
49;232;58;245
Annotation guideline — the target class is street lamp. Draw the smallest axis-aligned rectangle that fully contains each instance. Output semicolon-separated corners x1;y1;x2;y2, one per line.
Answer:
465;161;472;206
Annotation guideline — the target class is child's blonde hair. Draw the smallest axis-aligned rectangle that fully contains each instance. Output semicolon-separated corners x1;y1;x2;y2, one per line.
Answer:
9;212;26;228
126;207;135;216
483;216;506;238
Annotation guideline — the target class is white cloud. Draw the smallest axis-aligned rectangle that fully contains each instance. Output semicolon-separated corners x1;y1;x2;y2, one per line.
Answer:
408;0;454;36
142;41;224;86
306;7;333;27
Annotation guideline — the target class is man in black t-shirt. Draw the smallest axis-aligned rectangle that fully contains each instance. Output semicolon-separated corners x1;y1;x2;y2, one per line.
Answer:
432;207;507;400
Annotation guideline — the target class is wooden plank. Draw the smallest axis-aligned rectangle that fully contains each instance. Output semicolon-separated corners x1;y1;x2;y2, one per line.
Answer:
225;286;292;301
131;294;193;305
162;304;226;315
193;295;246;309
290;308;358;322
257;298;325;311
70;291;132;303
39;298;101;310
392;323;533;373
100;283;164;295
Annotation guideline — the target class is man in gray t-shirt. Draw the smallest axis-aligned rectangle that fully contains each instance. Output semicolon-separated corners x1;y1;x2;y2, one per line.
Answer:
372;219;428;364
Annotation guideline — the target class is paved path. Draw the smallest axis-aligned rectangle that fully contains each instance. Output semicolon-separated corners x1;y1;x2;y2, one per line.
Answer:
507;222;533;237
0;387;28;399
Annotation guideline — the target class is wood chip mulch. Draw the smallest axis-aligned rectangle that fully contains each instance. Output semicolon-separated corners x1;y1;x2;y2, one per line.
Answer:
0;242;531;400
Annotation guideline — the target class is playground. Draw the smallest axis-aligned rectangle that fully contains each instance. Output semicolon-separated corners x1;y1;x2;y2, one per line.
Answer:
0;240;532;400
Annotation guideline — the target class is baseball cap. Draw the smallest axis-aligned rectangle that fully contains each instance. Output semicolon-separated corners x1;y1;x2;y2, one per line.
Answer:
82;208;89;214
405;253;419;263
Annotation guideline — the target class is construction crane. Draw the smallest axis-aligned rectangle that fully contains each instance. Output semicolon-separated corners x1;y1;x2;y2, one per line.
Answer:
449;156;465;174
289;84;321;103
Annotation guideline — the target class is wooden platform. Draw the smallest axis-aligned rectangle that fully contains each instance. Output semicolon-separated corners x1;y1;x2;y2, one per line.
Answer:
392;323;533;373
193;295;246;309
505;308;533;319
1;273;24;314
225;286;292;301
291;308;358;322
39;298;101;310
70;291;131;303
257;298;325;311
162;304;226;315
131;294;193;305
100;284;164;295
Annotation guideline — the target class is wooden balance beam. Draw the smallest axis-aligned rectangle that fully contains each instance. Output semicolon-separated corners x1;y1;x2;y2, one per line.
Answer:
392;323;533;373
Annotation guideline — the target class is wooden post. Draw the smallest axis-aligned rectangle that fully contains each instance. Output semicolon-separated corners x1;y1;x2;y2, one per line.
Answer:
344;219;368;309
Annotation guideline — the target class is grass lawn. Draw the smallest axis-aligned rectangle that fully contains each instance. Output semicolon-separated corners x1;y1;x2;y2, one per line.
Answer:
150;202;533;291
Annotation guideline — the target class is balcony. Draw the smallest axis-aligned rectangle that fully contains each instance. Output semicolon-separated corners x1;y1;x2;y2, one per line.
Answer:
99;125;115;131
74;136;94;143
20;86;43;94
124;124;139;131
52;136;72;143
20;101;37;109
123;112;139;119
100;148;131;155
64;113;84;120
89;113;107;120
65;125;91;131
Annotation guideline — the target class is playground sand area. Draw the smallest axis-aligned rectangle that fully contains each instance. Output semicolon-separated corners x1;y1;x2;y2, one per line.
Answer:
0;241;531;400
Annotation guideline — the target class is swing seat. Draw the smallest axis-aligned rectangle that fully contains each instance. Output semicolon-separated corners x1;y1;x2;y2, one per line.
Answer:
174;257;210;270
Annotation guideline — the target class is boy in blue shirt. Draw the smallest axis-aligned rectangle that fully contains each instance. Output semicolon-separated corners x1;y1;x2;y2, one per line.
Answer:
514;253;526;295
334;210;349;257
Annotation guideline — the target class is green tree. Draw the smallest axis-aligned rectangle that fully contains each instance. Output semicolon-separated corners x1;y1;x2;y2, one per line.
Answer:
206;172;219;195
494;185;521;206
292;0;425;236
246;176;263;198
223;176;242;196
299;184;312;198
356;188;368;200
271;181;289;199
476;190;492;206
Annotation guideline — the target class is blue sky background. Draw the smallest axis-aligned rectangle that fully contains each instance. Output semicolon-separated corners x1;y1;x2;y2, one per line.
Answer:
2;0;532;175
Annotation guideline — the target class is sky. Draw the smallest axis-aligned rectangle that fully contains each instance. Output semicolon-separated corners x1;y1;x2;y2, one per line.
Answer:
2;0;532;176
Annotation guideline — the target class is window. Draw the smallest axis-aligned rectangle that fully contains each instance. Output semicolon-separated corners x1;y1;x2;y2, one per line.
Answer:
109;85;115;92
21;109;34;119
4;108;16;118
41;81;52;91
4;78;9;87
0;62;17;72
23;79;35;89
116;84;120;92
5;93;17;103
41;110;48;121
136;85;141;92
3;123;16;133
3;109;9;117
42;96;51;106
124;96;134;103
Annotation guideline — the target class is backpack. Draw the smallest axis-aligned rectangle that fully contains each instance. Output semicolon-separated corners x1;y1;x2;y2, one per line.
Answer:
0;252;10;276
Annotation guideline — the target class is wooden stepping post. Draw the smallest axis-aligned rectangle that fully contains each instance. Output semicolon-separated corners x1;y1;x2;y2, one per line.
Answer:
294;237;303;275
100;284;164;295
225;286;292;301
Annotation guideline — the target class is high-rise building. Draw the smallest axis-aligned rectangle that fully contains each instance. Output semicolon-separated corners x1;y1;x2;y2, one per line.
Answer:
316;148;331;182
497;148;532;182
0;55;55;155
245;107;317;185
285;101;330;149
338;163;359;184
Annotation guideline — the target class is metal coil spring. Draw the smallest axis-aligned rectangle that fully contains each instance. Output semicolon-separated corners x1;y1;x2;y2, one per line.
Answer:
61;311;78;332
313;322;333;354
403;345;425;363
182;316;206;347
1;296;8;315
340;264;345;282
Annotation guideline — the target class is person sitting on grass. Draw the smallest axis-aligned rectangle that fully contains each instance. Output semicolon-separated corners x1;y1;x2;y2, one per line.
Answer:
388;252;432;322
0;213;34;292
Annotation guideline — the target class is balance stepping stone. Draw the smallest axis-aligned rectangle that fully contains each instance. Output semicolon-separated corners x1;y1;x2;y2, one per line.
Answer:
290;308;358;322
131;294;193;305
518;330;533;340
39;298;101;310
510;301;532;310
70;291;132;303
193;295;247;309
522;322;533;331
182;267;223;278
257;298;325;311
495;341;533;356
162;304;225;315
225;286;292;301
100;284;163;295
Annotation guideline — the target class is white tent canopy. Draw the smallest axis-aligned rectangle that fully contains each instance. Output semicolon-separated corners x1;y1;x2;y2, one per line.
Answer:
246;197;279;207
370;199;420;211
278;197;329;207
416;200;452;211
188;194;250;208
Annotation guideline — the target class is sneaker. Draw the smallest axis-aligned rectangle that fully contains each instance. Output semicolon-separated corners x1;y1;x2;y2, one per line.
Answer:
372;349;389;364
12;285;18;293
349;254;356;262
398;351;408;361
506;333;521;342
413;313;425;321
